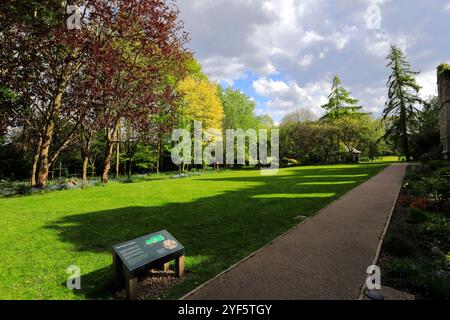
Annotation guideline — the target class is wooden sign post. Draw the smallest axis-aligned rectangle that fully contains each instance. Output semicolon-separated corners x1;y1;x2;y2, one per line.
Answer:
113;230;185;300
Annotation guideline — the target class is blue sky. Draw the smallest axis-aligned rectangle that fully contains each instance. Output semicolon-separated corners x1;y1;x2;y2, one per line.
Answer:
178;0;450;123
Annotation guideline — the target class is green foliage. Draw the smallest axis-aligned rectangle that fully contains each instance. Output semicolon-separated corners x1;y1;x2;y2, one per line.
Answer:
413;169;450;205
383;45;422;161
321;76;362;121
219;86;260;130
411;96;441;160
384;258;450;299
438;63;450;74
280;113;384;164
383;227;417;257
381;164;450;299
408;208;429;224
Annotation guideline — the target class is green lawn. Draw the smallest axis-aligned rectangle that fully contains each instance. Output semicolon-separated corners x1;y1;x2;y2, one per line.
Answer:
361;155;407;163
0;164;386;300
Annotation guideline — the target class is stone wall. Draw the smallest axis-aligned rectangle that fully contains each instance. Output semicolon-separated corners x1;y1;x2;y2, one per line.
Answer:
438;66;450;159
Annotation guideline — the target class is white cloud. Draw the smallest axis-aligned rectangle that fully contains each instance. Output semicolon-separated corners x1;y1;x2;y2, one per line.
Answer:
417;69;438;99
365;33;413;57
253;77;330;117
298;54;315;68
445;3;450;11
253;78;290;97
202;57;246;85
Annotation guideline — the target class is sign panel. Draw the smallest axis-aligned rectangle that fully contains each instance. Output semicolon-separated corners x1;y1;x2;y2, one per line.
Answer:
113;230;184;272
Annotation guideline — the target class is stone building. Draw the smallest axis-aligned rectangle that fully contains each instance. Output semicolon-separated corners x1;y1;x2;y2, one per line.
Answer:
438;65;450;160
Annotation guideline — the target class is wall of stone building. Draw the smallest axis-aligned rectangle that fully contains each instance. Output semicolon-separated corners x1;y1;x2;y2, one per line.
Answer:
438;66;450;159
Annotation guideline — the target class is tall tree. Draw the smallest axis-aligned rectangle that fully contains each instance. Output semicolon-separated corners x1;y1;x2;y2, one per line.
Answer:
85;0;189;183
321;76;363;161
383;45;421;161
321;76;362;121
178;76;224;130
1;1;98;187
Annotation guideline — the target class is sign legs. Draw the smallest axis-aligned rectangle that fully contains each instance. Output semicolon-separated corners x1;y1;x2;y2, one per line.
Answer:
125;268;138;300
113;252;124;291
175;255;185;278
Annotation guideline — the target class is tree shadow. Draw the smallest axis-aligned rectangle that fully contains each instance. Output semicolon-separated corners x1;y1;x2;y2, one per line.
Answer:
46;165;385;299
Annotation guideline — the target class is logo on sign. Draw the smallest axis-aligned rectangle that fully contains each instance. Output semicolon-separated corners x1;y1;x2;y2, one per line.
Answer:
163;240;178;250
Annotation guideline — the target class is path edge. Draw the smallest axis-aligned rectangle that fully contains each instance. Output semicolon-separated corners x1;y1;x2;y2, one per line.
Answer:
357;164;406;300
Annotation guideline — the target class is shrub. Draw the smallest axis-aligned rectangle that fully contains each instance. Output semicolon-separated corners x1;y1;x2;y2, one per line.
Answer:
410;197;429;210
427;160;450;171
399;195;413;206
281;158;300;167
413;171;450;207
121;178;134;184
421;218;450;246
15;184;31;195
408;208;429;224
383;232;417;257
384;259;415;279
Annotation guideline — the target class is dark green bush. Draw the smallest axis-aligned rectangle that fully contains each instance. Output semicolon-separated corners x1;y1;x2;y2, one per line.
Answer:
15;184;31;195
408;208;429;224
421;217;450;246
383;231;417;257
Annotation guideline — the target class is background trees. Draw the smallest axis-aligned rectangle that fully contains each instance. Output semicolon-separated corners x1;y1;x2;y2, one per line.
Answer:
1;0;190;185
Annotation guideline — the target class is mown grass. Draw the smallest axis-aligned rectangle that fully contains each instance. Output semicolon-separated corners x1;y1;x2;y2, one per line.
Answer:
361;155;407;164
0;164;386;300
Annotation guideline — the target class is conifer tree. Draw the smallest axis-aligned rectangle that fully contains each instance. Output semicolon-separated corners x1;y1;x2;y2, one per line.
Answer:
322;76;362;121
383;45;421;161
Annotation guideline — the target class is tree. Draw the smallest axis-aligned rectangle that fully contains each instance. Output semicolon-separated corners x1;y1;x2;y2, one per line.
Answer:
411;96;441;160
321;76;362;121
178;76;224;130
86;0;189;183
383;45;422;161
281;108;317;125
219;86;258;130
1;1;103;187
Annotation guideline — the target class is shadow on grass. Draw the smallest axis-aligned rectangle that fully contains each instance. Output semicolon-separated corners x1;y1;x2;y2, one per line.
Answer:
46;165;386;299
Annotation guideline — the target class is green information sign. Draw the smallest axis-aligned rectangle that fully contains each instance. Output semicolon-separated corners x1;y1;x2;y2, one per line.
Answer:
113;230;184;272
112;230;185;300
145;234;165;246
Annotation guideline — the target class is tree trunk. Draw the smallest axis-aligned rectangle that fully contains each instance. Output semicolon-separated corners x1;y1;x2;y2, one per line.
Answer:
400;105;411;162
101;136;115;183
36;68;72;188
82;156;89;183
127;158;132;179
101;122;119;183
30;136;43;187
116;124;120;179
36;118;55;188
156;138;161;174
90;161;95;178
